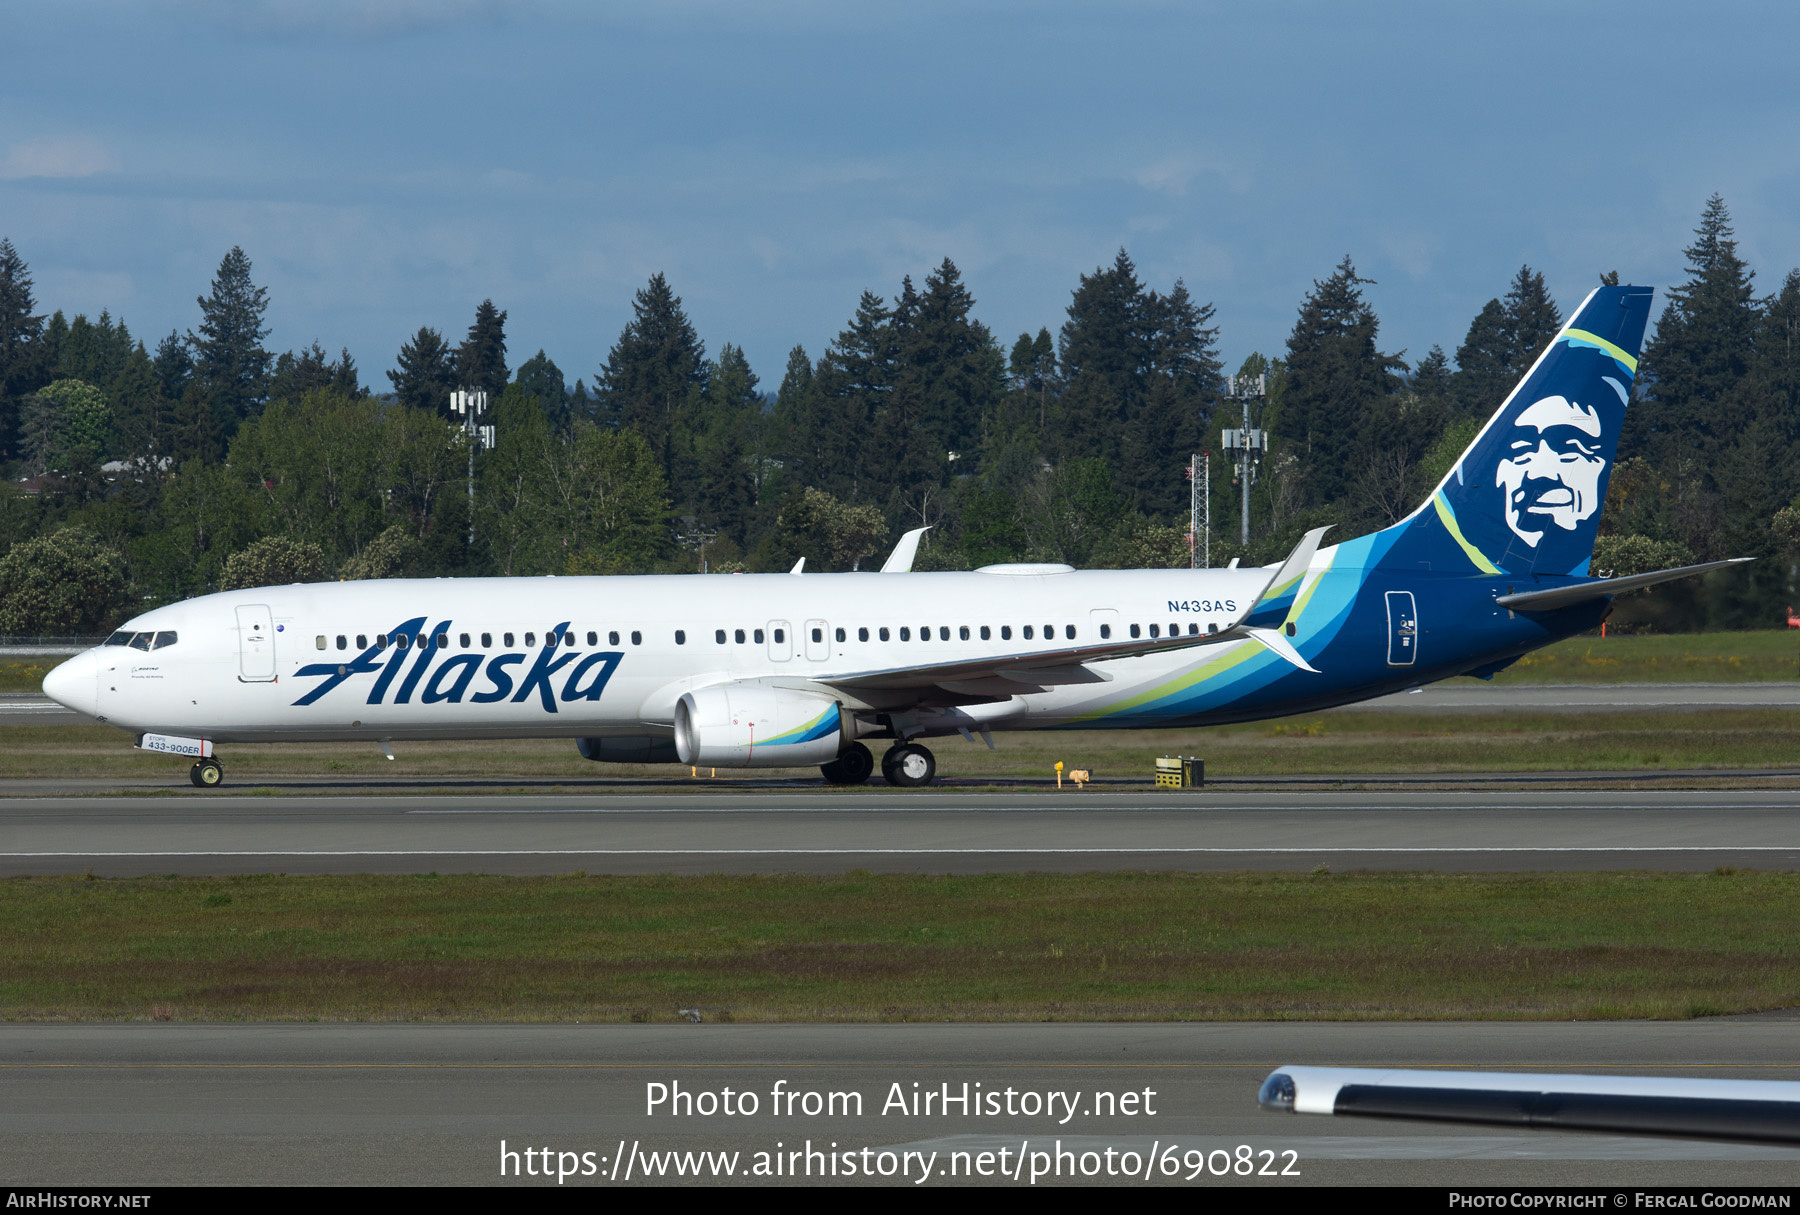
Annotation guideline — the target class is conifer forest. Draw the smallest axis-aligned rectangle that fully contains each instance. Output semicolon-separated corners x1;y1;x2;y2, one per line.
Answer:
0;194;1794;635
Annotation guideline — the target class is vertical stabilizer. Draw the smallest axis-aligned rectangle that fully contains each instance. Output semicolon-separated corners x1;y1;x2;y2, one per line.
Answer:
1376;285;1653;577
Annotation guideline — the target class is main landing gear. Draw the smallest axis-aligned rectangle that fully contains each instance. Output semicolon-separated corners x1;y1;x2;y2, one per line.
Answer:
189;757;224;788
819;740;937;787
820;741;874;785
881;742;936;788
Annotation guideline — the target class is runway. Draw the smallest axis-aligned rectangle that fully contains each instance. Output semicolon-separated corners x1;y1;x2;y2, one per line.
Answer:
5;789;1800;875
6;1021;1800;1186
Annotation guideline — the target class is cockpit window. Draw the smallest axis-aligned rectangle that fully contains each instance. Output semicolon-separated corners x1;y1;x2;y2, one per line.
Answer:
128;633;153;651
105;631;133;646
153;631;178;650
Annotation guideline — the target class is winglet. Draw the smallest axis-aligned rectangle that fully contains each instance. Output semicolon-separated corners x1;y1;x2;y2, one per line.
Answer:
789;557;805;575
1242;526;1331;628
881;527;932;573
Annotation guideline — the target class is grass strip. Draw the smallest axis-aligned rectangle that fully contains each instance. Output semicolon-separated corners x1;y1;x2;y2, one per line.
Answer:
5;709;1795;783
1492;631;1800;683
3;870;1798;1023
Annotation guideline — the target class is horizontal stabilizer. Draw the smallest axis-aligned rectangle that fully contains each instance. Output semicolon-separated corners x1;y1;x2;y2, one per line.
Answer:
1495;558;1752;611
1241;626;1319;673
881;527;931;573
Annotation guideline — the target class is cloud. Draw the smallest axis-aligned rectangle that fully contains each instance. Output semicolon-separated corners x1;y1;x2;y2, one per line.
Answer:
0;136;118;180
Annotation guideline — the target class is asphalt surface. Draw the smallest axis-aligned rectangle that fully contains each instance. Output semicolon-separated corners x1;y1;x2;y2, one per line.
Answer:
6;1021;1800;1187
5;789;1800;875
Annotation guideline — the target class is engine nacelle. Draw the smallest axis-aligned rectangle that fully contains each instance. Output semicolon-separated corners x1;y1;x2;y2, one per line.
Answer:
576;736;680;764
674;685;843;768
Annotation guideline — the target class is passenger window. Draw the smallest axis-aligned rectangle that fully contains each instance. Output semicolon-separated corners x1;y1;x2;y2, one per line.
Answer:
878;627;890;641
1100;624;1111;639
835;627;846;642
716;629;727;644
1044;624;1053;639
587;631;597;646
459;633;470;648
316;635;327;650
525;633;536;647
631;631;642;645
1001;625;1012;640
773;629;784;644
435;633;448;649
482;633;493;647
1170;622;1179;636
1022;626;1033;640
504;633;515;647
959;626;969;640
811;627;822;643
980;625;990;640
565;632;575;647
1130;624;1140;639
376;634;388;650
754;629;765;644
939;627;949;641
396;634;410;651
675;630;686;645
358;634;369;649
1066;625;1076;640
1188;623;1200;636
1149;624;1160;638
735;629;746;644
337;635;347;650
858;627;869;642
154;631;178;650
900;627;911;641
609;631;620;646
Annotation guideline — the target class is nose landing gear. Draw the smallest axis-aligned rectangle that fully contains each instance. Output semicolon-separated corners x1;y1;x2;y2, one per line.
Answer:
881;743;936;787
190;757;224;788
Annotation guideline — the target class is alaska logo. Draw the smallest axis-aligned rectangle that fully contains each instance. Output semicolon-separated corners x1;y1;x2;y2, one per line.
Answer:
293;618;622;713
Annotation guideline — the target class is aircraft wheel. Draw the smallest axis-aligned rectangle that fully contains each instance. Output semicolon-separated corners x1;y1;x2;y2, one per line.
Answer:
883;743;936;788
190;758;224;789
822;742;874;785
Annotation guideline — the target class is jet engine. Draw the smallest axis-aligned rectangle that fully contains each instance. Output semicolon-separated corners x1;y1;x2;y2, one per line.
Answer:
674;685;843;768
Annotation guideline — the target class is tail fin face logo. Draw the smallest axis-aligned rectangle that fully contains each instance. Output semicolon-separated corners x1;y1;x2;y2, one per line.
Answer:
1381;285;1652;578
1496;394;1607;550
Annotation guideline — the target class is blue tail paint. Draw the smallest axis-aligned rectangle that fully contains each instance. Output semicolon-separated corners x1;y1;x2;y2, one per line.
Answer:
1375;284;1653;578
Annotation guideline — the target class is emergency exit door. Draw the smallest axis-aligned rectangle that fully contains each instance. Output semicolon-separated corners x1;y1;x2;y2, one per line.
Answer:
1385;591;1417;667
236;604;277;681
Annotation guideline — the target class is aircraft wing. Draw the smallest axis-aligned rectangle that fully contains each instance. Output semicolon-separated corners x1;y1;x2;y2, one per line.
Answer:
1258;1065;1800;1144
820;526;1333;694
1495;558;1752;611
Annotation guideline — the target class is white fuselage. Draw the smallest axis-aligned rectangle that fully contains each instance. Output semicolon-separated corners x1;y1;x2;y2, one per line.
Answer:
49;566;1279;745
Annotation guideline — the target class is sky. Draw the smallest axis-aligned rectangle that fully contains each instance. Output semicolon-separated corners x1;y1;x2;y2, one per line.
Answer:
4;1;1799;392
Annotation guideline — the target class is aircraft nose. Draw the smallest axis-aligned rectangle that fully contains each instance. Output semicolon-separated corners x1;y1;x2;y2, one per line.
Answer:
42;649;100;717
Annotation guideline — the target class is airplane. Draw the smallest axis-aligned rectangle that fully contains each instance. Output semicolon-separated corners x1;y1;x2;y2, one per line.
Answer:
42;284;1748;789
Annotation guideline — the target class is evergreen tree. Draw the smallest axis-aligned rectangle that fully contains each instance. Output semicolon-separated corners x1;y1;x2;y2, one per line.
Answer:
189;246;271;428
1276;256;1406;506
109;343;179;471
690;342;761;545
387;327;458;416
152;331;193;403
1502;265;1563;373
1453;297;1511;416
1126;279;1221;517
0;237;48;458
597;273;707;470
1637;195;1760;457
58;310;133;385
454;298;508;399
1055;250;1149;472
513;349;568;428
268;342;339;403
